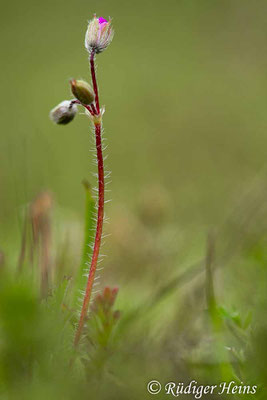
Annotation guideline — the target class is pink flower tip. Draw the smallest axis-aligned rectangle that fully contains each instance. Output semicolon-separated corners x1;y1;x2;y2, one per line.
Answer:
98;17;108;25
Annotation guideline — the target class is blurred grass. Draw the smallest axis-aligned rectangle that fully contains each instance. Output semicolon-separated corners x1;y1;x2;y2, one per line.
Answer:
0;0;267;399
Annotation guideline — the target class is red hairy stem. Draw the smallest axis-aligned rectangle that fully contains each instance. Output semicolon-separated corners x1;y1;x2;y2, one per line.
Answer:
74;121;104;347
90;51;100;114
74;53;105;347
91;103;97;115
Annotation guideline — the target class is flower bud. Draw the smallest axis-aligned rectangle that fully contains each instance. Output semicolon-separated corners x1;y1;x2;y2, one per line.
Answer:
85;15;114;54
70;79;95;104
49;100;77;125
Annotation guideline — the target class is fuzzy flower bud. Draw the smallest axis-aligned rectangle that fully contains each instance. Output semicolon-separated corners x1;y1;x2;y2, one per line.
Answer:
70;79;95;104
49;100;77;125
85;15;114;54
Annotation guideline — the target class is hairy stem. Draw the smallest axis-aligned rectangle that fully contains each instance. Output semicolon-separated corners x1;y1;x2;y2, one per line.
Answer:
74;56;104;347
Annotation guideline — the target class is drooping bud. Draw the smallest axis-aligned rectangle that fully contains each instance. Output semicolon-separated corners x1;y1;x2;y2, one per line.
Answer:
85;15;114;54
49;100;77;125
70;79;95;104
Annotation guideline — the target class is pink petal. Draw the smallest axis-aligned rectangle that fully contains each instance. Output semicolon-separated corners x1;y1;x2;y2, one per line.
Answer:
98;17;108;25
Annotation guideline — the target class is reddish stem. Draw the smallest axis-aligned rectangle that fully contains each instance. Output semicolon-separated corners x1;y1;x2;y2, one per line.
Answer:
91;103;97;115
71;99;95;117
86;105;95;116
74;60;104;347
90;51;100;114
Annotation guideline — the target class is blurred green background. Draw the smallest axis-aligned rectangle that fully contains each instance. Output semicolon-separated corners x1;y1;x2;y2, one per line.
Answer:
1;0;267;398
1;0;267;228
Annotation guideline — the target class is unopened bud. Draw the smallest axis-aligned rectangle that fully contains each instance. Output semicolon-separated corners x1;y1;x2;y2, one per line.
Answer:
85;15;114;54
70;79;95;105
49;100;77;125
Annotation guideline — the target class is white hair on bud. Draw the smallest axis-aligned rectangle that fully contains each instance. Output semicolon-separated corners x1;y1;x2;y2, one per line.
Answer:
49;100;77;125
85;16;114;54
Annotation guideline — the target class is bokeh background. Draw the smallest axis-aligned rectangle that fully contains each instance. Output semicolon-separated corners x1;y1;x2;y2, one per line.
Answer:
1;0;267;398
